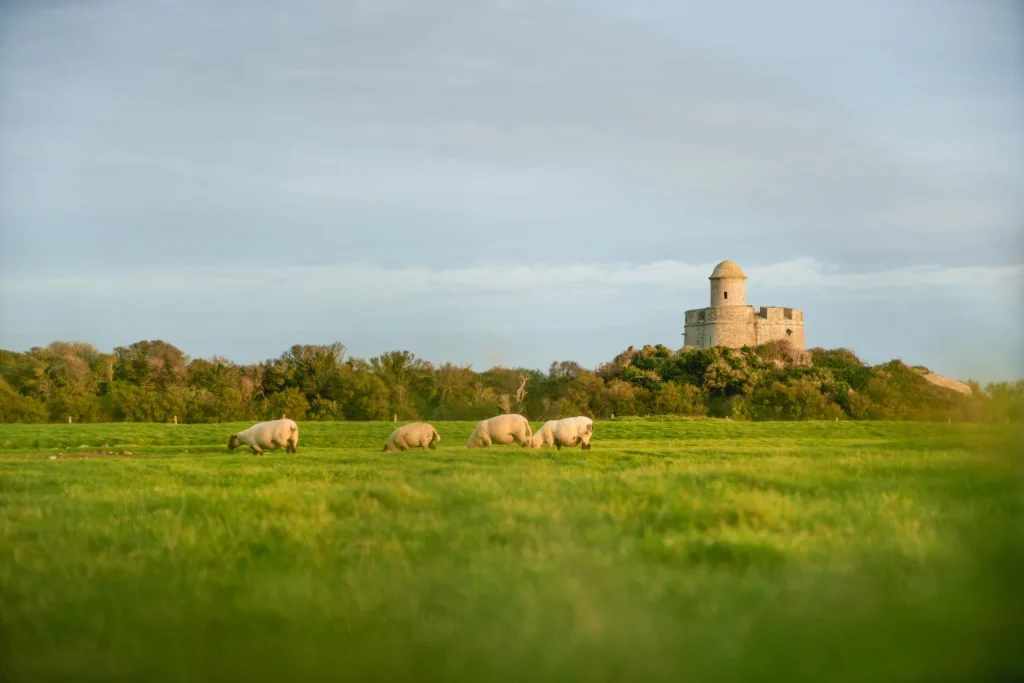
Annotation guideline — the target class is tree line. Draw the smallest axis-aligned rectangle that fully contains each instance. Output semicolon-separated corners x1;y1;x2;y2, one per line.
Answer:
0;340;1021;424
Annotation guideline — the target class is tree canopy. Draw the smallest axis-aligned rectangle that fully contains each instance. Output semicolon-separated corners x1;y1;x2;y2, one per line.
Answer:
1;340;1019;424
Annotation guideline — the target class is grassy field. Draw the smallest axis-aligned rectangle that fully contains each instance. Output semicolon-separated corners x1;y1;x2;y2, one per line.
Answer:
1;419;1021;683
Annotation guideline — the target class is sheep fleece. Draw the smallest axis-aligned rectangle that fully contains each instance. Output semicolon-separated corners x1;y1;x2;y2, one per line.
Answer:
465;414;533;448
383;422;441;452
228;418;298;454
530;416;594;450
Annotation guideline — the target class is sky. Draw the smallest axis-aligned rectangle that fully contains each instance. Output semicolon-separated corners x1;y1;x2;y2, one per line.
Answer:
0;0;1021;382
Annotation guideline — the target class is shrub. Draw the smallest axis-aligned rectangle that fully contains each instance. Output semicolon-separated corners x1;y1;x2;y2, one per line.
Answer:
810;347;872;390
748;379;845;421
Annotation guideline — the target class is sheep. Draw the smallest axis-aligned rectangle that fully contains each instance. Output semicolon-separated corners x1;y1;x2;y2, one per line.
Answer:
227;418;298;455
529;416;594;451
383;422;441;453
465;413;533;449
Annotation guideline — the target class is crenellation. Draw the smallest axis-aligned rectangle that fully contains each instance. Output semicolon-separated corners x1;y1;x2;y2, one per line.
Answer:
683;261;805;351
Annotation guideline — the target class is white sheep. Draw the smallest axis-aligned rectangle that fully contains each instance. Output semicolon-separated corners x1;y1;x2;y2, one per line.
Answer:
529;416;594;450
227;418;298;455
383;422;441;453
465;413;533;449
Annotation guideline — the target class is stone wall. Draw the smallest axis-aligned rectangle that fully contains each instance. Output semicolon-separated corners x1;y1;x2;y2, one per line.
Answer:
709;277;746;307
683;309;708;348
754;307;806;350
683;262;806;351
684;305;757;348
685;305;805;350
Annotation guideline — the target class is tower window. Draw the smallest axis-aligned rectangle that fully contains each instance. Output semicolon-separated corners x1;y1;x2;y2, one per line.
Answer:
724;291;728;300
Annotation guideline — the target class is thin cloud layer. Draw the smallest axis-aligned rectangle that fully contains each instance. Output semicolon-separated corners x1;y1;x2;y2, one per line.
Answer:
3;259;1021;300
2;0;1021;270
0;0;1021;380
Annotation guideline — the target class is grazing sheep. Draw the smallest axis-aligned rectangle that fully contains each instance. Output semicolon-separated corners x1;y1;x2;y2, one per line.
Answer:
530;416;594;451
383;422;441;453
465;414;533;449
227;418;298;455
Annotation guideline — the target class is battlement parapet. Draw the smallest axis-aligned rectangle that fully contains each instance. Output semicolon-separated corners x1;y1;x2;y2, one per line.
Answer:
683;262;806;351
756;306;803;322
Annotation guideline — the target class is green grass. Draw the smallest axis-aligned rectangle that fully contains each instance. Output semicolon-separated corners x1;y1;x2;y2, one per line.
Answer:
1;419;1021;683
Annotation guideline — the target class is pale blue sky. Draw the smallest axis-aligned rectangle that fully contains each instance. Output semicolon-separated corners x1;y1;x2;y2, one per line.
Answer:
1;0;1021;381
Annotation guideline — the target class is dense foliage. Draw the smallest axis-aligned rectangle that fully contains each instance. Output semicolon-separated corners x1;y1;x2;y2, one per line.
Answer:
0;339;1020;423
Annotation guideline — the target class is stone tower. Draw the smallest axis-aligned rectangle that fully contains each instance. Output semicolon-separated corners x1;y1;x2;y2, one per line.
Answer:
683;260;805;350
709;260;747;307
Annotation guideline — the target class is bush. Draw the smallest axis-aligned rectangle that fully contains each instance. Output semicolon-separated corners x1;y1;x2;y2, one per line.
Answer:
748;379;844;421
810;347;872;390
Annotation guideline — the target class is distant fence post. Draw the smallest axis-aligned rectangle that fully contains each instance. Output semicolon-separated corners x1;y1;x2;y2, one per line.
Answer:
173;415;178;425
393;414;397;422
68;416;72;424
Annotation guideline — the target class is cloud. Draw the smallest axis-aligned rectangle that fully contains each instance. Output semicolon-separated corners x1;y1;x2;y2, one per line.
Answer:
3;258;1020;302
2;0;1021;273
0;0;1021;381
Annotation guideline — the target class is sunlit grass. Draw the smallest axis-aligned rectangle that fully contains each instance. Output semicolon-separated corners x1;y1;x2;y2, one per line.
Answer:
0;420;1021;682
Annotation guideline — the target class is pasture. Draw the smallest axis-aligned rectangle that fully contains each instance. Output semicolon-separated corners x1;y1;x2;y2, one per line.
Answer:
1;419;1021;682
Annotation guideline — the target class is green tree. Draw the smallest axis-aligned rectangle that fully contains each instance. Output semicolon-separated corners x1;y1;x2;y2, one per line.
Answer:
264;387;310;421
371;350;432;418
0;378;48;423
113;340;187;390
653;382;706;416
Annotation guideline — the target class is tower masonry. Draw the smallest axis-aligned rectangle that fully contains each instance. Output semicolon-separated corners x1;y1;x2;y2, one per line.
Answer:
683;260;805;350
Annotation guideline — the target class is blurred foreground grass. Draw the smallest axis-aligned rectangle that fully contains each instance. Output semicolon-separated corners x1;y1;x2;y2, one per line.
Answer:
1;419;1021;682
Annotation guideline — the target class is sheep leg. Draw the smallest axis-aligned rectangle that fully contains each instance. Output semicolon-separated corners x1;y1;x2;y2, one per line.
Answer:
250;445;263;456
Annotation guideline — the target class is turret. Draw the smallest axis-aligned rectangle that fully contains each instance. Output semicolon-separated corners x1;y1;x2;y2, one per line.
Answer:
709;260;746;307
